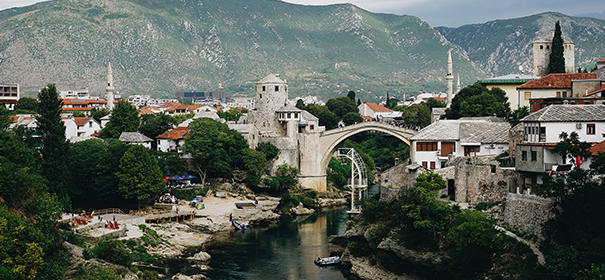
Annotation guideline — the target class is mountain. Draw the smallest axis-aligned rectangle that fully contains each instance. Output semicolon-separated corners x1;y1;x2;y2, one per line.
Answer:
435;12;605;77
0;0;484;100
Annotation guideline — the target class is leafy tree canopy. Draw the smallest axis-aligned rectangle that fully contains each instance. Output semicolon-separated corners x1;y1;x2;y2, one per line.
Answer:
444;83;510;120
139;113;175;139
100;100;140;139
115;145;165;203
15;97;38;112
509;106;529;127
393;102;431;127
256;142;280;161
326;96;358;118
303;104;339;129
347;90;356;101
342;112;363;125
553;131;592;167
426;97;446;109
183;118;249;180
242;148;267;175
217;108;244;122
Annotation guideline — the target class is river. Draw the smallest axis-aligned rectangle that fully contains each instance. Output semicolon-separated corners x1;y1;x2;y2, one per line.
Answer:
160;206;355;279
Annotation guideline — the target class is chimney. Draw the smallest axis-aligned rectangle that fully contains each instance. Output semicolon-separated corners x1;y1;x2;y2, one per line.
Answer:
548;79;552;86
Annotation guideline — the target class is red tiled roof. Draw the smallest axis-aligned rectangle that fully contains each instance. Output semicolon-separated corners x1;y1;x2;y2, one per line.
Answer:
426;97;445;102
590;140;605;155
9;116;18;123
581;85;605;98
139;108;154;114
517;73;597;89
361;116;372;121
91;132;100;137
74;117;92;126
62;99;108;105
61;107;92;111
156;127;189;140
363;102;393;112
598;58;605;63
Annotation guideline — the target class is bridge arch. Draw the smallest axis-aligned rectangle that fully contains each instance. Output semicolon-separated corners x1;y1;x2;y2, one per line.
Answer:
297;122;417;191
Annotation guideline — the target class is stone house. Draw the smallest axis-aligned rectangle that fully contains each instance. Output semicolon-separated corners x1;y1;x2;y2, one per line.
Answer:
409;117;510;171
516;73;598;111
531;32;575;77
0;84;19;110
477;74;539;110
515;104;605;193
119;132;153;149
156;126;189;153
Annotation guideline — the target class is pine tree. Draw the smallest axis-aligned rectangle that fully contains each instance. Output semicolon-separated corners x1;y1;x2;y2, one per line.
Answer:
37;84;70;196
548;21;566;74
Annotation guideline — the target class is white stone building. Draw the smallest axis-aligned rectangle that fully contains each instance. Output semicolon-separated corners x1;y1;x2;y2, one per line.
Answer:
0;84;19;110
410;117;510;170
358;102;402;120
516;105;605;192
156;126;189;153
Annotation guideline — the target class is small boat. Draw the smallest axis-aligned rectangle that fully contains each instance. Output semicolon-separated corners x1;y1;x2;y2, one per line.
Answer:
232;220;247;230
314;256;341;266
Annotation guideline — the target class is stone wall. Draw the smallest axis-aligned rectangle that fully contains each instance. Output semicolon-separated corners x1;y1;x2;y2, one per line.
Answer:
503;193;553;237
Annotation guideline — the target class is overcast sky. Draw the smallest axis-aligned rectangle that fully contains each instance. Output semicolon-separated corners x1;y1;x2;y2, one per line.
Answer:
2;0;604;27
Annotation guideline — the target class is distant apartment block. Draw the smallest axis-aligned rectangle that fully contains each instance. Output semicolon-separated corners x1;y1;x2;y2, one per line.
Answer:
177;91;226;103
0;84;19;110
60;89;91;99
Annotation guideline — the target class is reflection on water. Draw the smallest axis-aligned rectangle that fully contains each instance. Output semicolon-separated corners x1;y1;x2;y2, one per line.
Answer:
202;206;353;280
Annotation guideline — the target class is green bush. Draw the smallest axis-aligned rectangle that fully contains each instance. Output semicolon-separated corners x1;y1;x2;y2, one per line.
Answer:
245;170;261;187
349;241;372;257
304;190;317;199
90;240;132;266
301;197;314;208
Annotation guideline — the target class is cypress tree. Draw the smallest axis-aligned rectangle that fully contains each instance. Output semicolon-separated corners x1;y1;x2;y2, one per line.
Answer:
548;21;566;74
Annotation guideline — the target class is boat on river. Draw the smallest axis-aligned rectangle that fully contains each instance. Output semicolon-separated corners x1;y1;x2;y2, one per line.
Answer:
314;256;341;266
232;220;247;230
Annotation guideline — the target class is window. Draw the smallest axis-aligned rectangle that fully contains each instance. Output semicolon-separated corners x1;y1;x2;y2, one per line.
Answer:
262;86;266;91
546;45;550;49
294;113;298;118
422;161;428;168
310;125;314;130
89;121;92;128
562;92;567;98
464;146;480;156
417;142;437;151
556;92;561;97
275;86;279;91
430;161;436;169
287;113;291;118
522;151;527;161
540;127;546;142
540;45;543;49
524;92;531;100
531;151;537;161
587;124;596;135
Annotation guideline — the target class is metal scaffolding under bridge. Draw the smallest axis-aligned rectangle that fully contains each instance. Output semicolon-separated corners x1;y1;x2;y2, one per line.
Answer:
336;148;368;214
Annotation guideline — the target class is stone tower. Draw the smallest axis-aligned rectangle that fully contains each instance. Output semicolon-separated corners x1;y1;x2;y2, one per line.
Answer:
106;62;115;110
249;74;288;136
532;32;575;77
446;49;454;105
456;73;461;93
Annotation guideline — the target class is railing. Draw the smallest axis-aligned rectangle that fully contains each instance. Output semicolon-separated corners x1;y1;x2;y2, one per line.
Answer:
91;208;125;216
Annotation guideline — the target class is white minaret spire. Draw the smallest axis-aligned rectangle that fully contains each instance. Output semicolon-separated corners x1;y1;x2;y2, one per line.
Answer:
446;49;454;106
106;62;115;110
456;73;461;93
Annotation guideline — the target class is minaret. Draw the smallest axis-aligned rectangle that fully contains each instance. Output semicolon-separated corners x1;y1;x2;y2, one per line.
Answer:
456;73;461;93
446;49;454;106
106;62;115;110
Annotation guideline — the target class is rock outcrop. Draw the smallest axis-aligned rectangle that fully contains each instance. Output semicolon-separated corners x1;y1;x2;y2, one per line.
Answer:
290;202;315;215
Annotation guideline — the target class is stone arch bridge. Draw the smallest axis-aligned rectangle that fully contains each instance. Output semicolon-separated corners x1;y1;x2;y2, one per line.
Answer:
297;121;417;191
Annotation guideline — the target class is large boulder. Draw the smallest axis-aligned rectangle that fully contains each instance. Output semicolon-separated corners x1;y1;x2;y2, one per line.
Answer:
290;202;315;215
187;251;211;262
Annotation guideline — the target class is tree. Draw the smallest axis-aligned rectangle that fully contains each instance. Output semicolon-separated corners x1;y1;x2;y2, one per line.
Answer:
548;21;565;74
0;106;11;130
385;98;399;109
242;148;267;175
553;131;591;167
15;97;38;112
256;142;280;161
115;145;165;207
91;107;110;124
99;100;140;139
347;90;356;101
444;84;510;120
37;84;70;197
326;96;358;118
426;98;446;109
342;112;363;125
304;104;339;129
139;113;175;139
509;106;530;127
394;103;431;127
217;108;244;122
295;99;305;109
183;118;249;183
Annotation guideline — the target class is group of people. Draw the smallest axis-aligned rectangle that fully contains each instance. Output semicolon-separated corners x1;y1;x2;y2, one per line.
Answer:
154;193;180;204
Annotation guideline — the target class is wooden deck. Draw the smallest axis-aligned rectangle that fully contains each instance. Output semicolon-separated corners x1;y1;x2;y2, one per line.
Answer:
144;211;196;223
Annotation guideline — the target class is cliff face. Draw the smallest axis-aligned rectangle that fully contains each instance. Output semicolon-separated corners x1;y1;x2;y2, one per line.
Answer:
436;12;605;77
0;0;484;99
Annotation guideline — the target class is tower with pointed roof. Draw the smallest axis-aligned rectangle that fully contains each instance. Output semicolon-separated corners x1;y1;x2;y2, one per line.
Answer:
456;73;461;93
446;49;454;105
532;32;575;77
106;62;115;110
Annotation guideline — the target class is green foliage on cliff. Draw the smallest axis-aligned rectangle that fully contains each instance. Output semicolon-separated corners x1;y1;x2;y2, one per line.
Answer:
355;171;544;279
